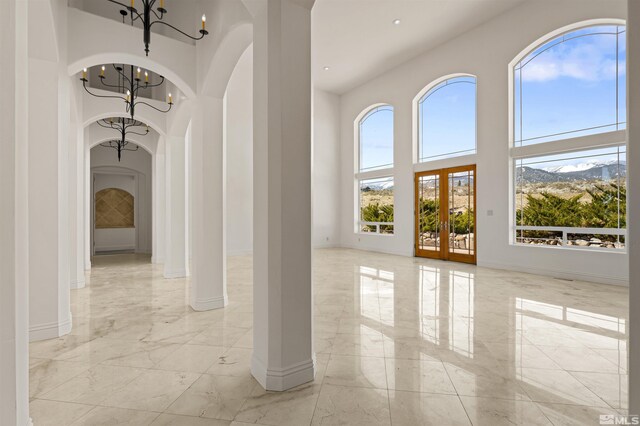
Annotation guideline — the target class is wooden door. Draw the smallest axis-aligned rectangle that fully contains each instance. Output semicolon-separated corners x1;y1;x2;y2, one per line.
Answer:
415;165;476;264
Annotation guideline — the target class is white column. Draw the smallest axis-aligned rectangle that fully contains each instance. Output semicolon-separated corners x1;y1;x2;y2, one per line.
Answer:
84;127;92;270
189;96;227;311
153;138;166;264
69;98;85;290
164;136;187;278
28;61;72;341
251;0;316;391
628;0;640;414
0;0;29;423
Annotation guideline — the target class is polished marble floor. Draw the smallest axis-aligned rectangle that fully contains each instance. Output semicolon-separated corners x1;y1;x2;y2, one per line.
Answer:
29;249;628;425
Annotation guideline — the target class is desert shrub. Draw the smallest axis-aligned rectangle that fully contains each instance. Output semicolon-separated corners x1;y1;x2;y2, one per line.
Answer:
516;183;626;240
361;202;394;232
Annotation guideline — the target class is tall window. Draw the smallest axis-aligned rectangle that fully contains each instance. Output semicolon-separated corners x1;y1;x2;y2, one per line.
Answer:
512;24;626;250
359;105;394;172
418;75;477;162
514;25;626;146
356;105;394;234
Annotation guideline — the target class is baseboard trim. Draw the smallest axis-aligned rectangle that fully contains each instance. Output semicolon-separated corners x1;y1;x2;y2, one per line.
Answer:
70;279;86;289
251;355;316;391
29;313;72;342
95;245;136;252
164;268;186;279
190;295;228;312
479;260;629;287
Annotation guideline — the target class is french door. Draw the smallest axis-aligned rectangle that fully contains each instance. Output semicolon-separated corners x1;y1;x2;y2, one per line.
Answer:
415;165;476;264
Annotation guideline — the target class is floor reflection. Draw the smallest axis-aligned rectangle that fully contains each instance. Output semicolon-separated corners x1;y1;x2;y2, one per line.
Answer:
28;249;628;426
349;251;628;424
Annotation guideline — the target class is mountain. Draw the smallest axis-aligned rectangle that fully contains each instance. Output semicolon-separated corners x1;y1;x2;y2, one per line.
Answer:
517;161;626;184
362;180;394;191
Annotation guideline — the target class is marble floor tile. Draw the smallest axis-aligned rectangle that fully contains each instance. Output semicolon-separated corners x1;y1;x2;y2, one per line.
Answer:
29;359;92;398
311;384;390;426
535;402;621;426
537;345;621;373
100;369;200;412
388;390;471;426
165;374;258;420
206;347;253;377
29;399;94;426
459;396;553;426
518;368;610;407
330;332;385;357
385;358;457;394
154;344;226;373
70;406;160;425
151;414;231;425
323;354;387;389
570;371;628;409
28;250;629;425
40;364;143;405
444;362;531;401
235;383;321;426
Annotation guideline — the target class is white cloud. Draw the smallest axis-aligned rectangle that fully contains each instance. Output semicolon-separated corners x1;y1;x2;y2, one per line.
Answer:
520;35;623;83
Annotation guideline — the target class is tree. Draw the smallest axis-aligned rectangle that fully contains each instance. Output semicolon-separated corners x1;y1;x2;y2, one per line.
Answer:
361;202;394;233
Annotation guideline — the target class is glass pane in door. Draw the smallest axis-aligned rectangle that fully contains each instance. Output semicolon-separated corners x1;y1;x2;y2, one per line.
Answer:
417;174;440;253
448;169;475;257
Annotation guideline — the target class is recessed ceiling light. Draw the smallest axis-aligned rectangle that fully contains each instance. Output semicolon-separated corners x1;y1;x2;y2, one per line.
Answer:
323;66;330;71
393;19;401;25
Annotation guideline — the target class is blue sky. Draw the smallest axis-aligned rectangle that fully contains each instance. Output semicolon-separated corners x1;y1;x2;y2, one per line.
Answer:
515;25;626;146
359;25;626;170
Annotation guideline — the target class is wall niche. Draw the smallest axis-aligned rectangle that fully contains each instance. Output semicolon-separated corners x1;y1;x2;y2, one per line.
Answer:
95;188;134;228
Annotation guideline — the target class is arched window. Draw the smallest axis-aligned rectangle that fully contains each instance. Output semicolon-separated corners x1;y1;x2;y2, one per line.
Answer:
418;75;476;162
511;23;626;250
355;105;394;234
359;105;394;172
514;25;626;146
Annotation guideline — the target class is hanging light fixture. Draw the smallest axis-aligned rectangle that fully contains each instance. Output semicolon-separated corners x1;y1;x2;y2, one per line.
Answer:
81;65;173;119
108;0;208;56
97;117;149;162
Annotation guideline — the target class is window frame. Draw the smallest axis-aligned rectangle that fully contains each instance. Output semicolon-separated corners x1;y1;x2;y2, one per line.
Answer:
357;104;395;173
414;73;478;166
508;20;627;252
354;104;395;235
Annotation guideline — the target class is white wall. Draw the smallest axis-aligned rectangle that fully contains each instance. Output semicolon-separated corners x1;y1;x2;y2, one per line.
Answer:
338;0;628;285
313;89;341;247
224;45;342;255
90;145;152;254
226;46;254;255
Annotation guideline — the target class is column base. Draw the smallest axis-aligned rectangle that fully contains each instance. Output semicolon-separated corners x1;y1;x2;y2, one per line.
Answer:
164;268;186;279
84;260;91;271
29;313;72;342
27;418;33;426
70;279;85;289
251;355;316;391
190;295;228;312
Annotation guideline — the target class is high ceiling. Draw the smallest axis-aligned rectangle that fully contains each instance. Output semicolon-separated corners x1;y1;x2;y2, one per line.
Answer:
312;0;526;94
71;0;527;95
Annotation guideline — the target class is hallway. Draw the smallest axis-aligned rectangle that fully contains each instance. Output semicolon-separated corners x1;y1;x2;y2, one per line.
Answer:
28;249;627;425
